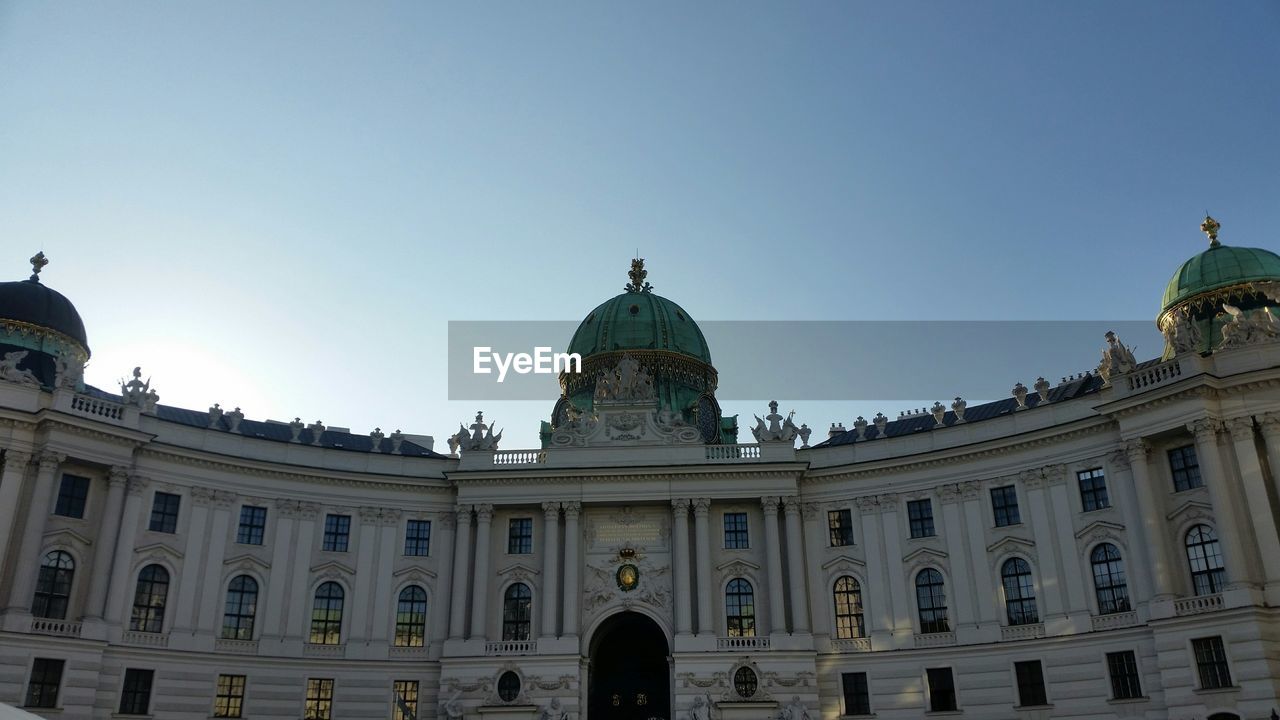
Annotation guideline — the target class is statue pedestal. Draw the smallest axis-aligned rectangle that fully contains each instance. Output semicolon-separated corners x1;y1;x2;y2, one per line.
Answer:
715;701;779;719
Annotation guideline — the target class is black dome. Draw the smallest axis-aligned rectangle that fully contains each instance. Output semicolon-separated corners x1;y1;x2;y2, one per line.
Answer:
0;279;90;352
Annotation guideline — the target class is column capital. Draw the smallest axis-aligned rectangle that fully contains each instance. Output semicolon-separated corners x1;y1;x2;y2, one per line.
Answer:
438;510;458;529
692;497;711;516
542;501;561;518
213;490;238;509
2;449;33;473
1108;447;1130;470
191;487;217;507
1041;463;1068;485
1258;412;1280;438
379;508;402;526
1020;469;1045;490
876;492;900;511
801;502;821;520
36;451;65;473
761;495;781;513
126;475;151;496
562;501;582;519
671;497;690;513
1123;438;1150;463
107;465;130;486
297;502;321;520
455;504;473;523
359;506;382;524
781;496;802;515
1224;416;1256;441
854;495;879;513
1188;418;1222;442
474;503;494;522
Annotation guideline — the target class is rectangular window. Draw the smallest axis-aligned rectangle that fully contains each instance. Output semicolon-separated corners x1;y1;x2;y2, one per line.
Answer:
1106;651;1143;700
404;520;432;556
908;499;935;538
24;658;64;709
1192;636;1232;689
1014;660;1048;707
149;492;181;533
214;674;246;718
1169;445;1203;492
393;680;419;720
840;672;870;715
991;485;1021;527
724;512;749;549
508;518;533;554
926;667;957;712
828;509;854;547
54;474;91;518
119;668;155;716
236;506;267;545
1077;468;1110;511
305;678;334;720
322;514;350;552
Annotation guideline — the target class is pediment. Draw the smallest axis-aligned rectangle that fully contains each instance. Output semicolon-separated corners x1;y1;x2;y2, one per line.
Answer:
42;527;93;547
715;558;761;573
1166;499;1214;524
135;542;183;561
1074;520;1125;540
223;553;271;573
986;536;1036;554
310;560;356;576
902;547;948;565
392;565;438;581
821;554;866;572
496;562;540;583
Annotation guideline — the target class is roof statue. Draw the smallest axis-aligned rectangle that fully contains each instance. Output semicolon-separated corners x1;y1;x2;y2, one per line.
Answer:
1097;331;1138;384
29;251;48;282
1201;214;1221;247
624;257;653;293
0;351;40;386
120;366;159;411
448;411;502;453
751;400;801;443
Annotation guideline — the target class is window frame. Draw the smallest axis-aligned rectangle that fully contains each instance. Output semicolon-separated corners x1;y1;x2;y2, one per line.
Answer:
828;508;854;547
304;678;335;720
309;581;345;645
907;498;935;538
148;491;181;533
394;585;428;647
118;668;155;716
1000;557;1039;626
404;519;432;557
925;666;958;712
832;575;866;639
1191;636;1233;690
53;473;91;518
393;679;419;720
236;505;267;545
24;657;65;710
915;568;949;634
129;564;170;633
1090;543;1131;614
1105;650;1143;700
1168;444;1202;492
1013;659;1048;707
214;674;247;718
725;577;756;637
33;550;75;620
840;671;871;716
990;485;1021;527
221;575;259;640
1185;524;1226;595
502;582;533;641
1077;468;1110;511
507;517;533;554
723;511;749;549
322;514;351;552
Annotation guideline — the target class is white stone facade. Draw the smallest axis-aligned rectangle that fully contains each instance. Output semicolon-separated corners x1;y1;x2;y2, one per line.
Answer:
2;343;1280;720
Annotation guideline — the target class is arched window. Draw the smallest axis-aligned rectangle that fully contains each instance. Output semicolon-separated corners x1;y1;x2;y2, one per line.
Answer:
221;575;258;640
309;582;344;645
1090;543;1130;614
725;578;756;637
33;551;75;620
502;583;532;641
832;576;865;639
130;564;169;633
1001;558;1038;625
395;585;428;647
915;569;949;634
1185;524;1226;595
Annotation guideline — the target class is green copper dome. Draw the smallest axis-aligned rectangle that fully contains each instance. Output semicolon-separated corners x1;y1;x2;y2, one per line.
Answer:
567;290;711;364
1161;244;1280;312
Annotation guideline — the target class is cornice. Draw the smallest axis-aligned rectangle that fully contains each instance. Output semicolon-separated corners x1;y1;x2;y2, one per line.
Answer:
34;417;149;448
137;445;453;494
451;467;806;487
801;419;1113;485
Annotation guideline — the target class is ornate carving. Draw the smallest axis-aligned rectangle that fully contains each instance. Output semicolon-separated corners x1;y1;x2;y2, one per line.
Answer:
1259;412;1280;439
0;350;40;386
760;496;781;514
782;496;802;515
853;416;868;440
36;451;65;474
1107;448;1130;470
126;475;150;496
1225;416;1256;441
1034;377;1052;404
853;496;879;512
438;510;457;529
191;487;216;506
474;504;494;522
594;354;655;404
1164;308;1203;355
119;367;159;411
692;498;711;516
873;412;888;436
1123;438;1149;463
562;501;582;520
379;508;401;526
1097;331;1138;384
624;257;653;293
751;401;800;444
1218;304;1280;349
297;502;321;520
1;449;33;474
876;492;900;511
107;465;130;486
52;349;83;390
368;427;384;452
931;401;947;427
957;480;982;500
542;501;561;518
951;397;967;423
359;506;381;523
449;412;502;453
1012;382;1028;410
1188;418;1221;442
801;502;820;520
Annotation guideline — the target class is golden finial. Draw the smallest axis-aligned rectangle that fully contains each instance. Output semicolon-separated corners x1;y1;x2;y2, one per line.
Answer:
29;251;48;282
1201;215;1221;248
625;257;652;293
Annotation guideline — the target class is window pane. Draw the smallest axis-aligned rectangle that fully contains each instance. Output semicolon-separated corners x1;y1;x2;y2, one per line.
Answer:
508;518;533;554
1106;651;1142;700
24;658;64;709
724;512;749;549
828;509;854;547
908;499;935;538
119;668;154;715
405;520;431;556
214;674;246;718
926;668;956;712
323;514;350;552
236;506;267;545
149;492;181;533
841;672;870;715
1014;660;1047;706
54;474;90;518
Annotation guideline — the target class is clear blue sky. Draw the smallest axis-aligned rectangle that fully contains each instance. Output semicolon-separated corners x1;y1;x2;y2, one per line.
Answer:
2;2;1277;449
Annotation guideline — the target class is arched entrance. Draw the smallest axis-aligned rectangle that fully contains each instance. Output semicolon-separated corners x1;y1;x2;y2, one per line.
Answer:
588;612;670;720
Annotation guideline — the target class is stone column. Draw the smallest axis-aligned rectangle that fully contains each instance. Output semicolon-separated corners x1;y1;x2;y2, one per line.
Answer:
878;494;912;640
562;502;582;637
260;499;298;643
1046;466;1089;617
448;505;472;640
801;503;830;637
431;510;457;649
6;452;64;614
84;466;129;622
937;486;977;628
1258;413;1280;511
1226;417;1280;589
0;450;32;580
540;502;561;639
857;497;892;638
1125;440;1174;599
761;497;787;635
172;488;213;637
782;496;809;633
671;498;692;636
1022;472;1065;618
959;484;996;625
349;507;381;644
104;476;149;629
194;491;234;645
692;498;713;635
469;504;494;640
1107;449;1153;604
370;509;400;648
285;504;319;644
1190;419;1255;589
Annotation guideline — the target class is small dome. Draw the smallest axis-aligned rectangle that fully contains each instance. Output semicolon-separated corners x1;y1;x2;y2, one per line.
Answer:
1161;244;1280;313
0;278;90;352
567;290;711;364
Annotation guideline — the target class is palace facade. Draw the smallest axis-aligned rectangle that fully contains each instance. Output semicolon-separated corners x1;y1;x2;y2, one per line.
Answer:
1;220;1279;719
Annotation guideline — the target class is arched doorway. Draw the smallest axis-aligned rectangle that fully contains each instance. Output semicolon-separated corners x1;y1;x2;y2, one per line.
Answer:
588;612;670;720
